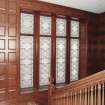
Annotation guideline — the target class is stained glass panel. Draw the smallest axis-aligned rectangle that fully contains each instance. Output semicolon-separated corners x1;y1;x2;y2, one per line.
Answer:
20;36;33;88
70;39;79;81
56;38;66;83
71;20;79;37
40;16;51;35
56;18;66;36
39;37;51;86
21;13;34;34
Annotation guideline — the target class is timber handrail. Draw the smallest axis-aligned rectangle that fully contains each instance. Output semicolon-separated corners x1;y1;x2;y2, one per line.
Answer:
48;70;105;105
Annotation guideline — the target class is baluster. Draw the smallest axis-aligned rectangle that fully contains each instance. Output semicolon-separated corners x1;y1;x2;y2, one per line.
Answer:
56;96;58;105
90;85;94;105
72;92;74;105
60;96;62;105
94;85;97;105
66;93;69;105
98;83;101;105
82;88;85;105
63;94;65;105
84;87;87;105
87;87;90;105
68;92;70;105
73;91;75;105
71;92;73;105
78;89;80;105
75;90;77;105
77;89;79;105
64;94;66;105
80;89;82;105
102;82;105;105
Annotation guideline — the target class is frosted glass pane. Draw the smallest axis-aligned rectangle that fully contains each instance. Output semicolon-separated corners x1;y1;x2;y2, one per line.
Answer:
21;13;34;34
20;36;33;88
56;18;66;36
71;20;79;37
70;39;79;81
39;37;51;86
40;16;51;35
56;38;66;83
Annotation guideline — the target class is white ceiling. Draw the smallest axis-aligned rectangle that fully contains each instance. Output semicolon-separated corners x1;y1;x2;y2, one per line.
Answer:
39;0;105;14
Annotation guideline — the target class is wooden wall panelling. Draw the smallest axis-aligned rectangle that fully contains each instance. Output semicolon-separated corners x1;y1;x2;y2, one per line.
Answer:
0;0;8;102
7;0;19;100
87;15;100;75
79;19;88;79
0;0;102;104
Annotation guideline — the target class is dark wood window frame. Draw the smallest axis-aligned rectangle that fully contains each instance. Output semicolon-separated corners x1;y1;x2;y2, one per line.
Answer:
20;10;85;91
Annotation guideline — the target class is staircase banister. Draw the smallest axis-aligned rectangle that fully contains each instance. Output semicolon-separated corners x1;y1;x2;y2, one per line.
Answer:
52;69;105;95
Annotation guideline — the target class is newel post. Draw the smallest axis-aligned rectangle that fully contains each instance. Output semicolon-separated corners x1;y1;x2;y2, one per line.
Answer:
48;77;55;105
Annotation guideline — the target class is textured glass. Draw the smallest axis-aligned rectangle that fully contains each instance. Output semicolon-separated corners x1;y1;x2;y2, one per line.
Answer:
56;38;66;83
56;18;66;36
40;16;51;35
21;13;34;34
20;36;33;88
71;20;79;37
39;37;51;86
70;39;79;81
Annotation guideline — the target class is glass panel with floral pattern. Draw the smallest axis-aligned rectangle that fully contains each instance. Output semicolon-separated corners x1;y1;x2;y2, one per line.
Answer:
39;37;51;86
21;13;34;34
56;18;66;36
71;20;79;37
40;16;51;35
70;37;79;81
20;36;33;88
56;38;66;83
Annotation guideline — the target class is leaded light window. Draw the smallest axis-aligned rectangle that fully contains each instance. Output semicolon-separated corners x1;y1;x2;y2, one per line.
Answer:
39;16;51;86
21;13;34;34
20;12;34;88
20;36;33;88
70;20;79;81
56;18;67;83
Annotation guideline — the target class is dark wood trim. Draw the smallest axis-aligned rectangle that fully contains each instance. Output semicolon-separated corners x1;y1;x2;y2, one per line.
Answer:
66;17;70;83
34;12;40;90
51;14;56;84
19;0;98;19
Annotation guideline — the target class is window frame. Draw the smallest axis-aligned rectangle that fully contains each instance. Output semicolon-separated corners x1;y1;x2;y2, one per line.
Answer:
19;10;83;91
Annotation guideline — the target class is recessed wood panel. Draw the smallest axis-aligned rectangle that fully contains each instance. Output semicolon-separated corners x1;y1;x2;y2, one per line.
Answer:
0;39;5;50
8;52;16;63
0;53;5;63
9;26;16;36
8;39;16;50
9;0;17;13
9;14;17;25
0;79;6;89
8;79;17;89
0;90;6;101
0;0;6;10
0;13;6;26
0;27;5;36
0;66;6;75
8;65;17;75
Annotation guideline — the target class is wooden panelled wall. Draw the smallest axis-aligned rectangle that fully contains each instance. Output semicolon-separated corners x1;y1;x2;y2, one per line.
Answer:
0;0;19;102
0;0;103;104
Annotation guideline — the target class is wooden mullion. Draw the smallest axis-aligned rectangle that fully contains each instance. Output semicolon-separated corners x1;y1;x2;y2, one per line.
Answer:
34;12;40;90
51;14;56;85
66;17;71;84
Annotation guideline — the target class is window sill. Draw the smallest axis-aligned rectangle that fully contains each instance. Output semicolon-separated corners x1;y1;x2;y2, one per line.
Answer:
20;87;34;94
